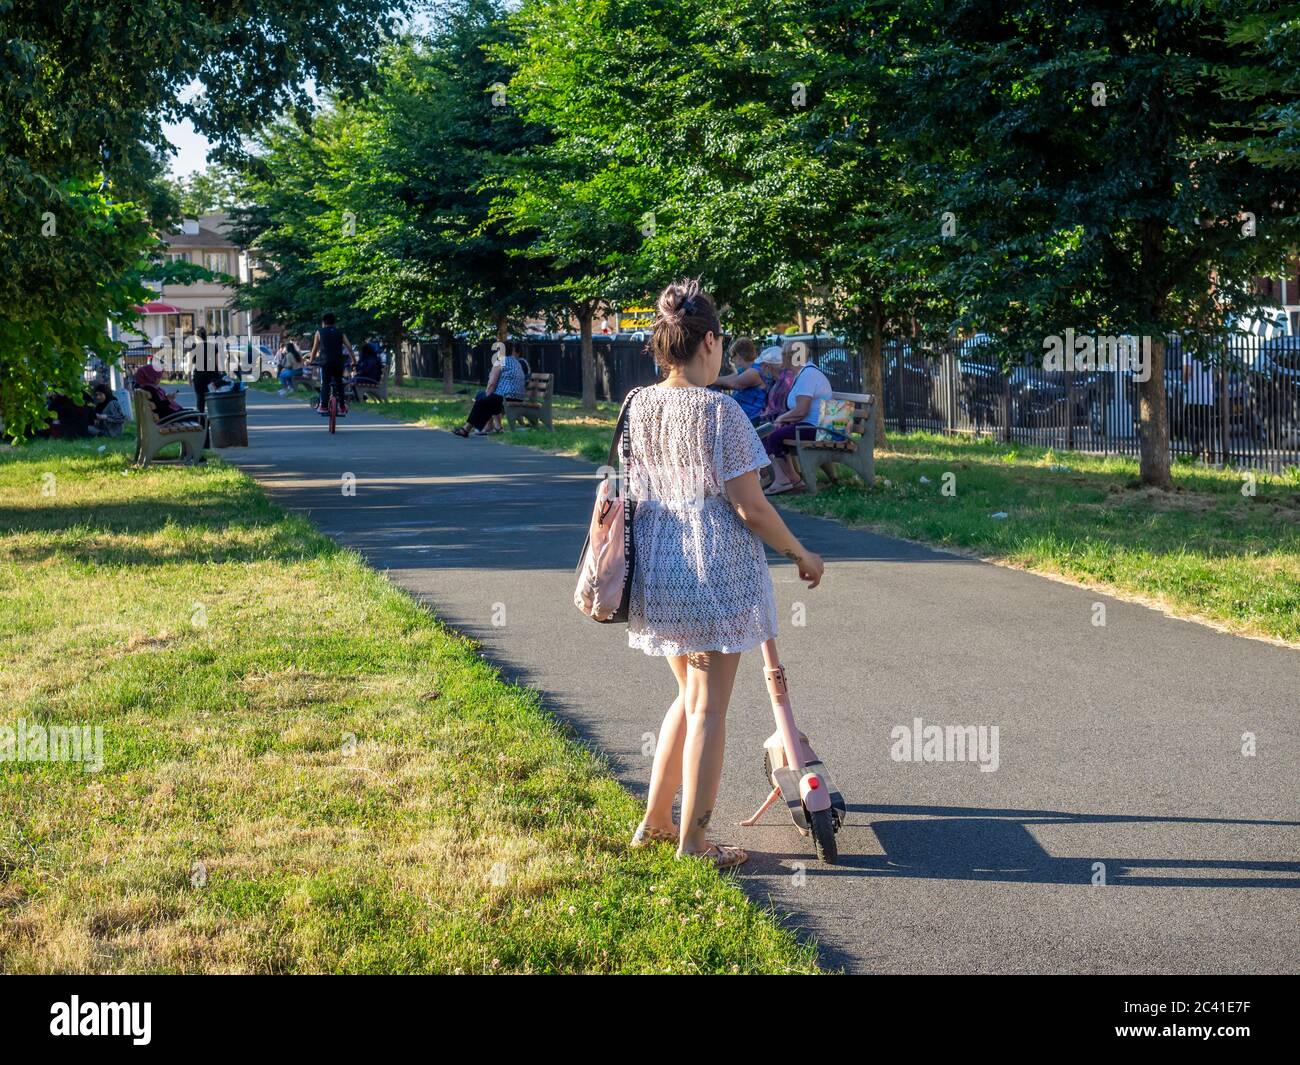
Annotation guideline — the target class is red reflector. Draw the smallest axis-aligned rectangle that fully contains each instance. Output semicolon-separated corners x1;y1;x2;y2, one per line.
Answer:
806;775;820;790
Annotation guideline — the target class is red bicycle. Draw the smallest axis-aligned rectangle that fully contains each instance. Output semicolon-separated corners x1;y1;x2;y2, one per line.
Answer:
319;377;347;433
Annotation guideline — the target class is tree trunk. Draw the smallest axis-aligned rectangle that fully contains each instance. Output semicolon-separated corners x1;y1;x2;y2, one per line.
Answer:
1137;334;1173;489
866;301;887;447
439;327;454;395
1137;221;1173;490
578;302;596;410
496;315;508;343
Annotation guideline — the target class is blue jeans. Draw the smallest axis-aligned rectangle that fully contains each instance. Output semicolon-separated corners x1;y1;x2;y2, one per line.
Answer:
279;368;303;388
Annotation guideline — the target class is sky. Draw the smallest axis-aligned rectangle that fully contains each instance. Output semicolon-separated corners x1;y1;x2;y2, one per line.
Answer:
163;116;212;178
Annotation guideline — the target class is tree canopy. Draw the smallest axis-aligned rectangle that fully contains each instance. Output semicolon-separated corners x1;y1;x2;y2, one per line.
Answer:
0;0;407;438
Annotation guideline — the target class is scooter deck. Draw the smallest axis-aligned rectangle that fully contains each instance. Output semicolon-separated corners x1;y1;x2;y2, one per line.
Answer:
771;766;810;831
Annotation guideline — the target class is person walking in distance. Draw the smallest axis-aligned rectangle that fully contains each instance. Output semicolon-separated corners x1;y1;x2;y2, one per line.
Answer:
311;312;354;416
626;279;824;868
190;326;223;448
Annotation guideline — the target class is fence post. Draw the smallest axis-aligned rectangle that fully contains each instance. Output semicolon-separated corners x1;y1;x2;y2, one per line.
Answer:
1218;357;1230;468
1066;369;1076;450
942;346;955;435
894;343;907;433
1001;374;1013;443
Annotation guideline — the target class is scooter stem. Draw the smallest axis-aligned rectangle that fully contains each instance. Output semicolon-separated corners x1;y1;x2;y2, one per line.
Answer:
761;637;805;774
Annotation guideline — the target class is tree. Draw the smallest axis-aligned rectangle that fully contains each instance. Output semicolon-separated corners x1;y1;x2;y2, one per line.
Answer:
1214;2;1300;172
501;0;670;407
229;119;378;342
241;5;547;392
507;0;814;339
0;0;407;438
170;164;245;217
876;0;1300;488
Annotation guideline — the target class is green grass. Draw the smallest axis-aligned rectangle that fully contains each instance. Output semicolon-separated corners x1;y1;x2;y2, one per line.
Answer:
0;437;819;974
784;433;1300;644
272;378;1300;643
257;376;621;463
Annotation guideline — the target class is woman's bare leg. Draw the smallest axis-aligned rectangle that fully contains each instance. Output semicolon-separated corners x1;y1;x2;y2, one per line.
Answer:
678;651;742;855
639;656;688;833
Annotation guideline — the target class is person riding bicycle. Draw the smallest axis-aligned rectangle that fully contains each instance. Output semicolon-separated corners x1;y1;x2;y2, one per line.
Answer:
310;312;354;416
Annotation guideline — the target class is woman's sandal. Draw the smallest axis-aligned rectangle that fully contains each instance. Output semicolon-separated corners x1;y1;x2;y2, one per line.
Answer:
679;842;749;870
451;426;471;437
764;480;804;497
630;823;678;849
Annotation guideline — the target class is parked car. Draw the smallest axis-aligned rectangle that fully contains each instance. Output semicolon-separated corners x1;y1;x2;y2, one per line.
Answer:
1248;336;1300;446
224;342;276;381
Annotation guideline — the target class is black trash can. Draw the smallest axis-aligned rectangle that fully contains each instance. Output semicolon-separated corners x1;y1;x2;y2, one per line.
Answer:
205;388;249;448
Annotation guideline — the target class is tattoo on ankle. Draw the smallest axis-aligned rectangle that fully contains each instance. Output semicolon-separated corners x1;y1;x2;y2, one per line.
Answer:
696;810;712;829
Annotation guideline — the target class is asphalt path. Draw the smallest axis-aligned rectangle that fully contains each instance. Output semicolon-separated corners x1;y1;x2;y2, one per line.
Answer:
221;387;1299;973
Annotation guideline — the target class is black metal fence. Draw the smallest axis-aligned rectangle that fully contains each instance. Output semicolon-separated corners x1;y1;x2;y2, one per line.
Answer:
880;335;1300;473
410;332;1300;471
411;336;663;401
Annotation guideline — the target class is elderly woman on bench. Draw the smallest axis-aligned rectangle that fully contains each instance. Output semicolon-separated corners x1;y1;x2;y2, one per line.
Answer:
452;344;527;437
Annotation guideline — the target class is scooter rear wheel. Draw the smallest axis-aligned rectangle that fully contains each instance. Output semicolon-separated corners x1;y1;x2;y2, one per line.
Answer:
808;807;838;864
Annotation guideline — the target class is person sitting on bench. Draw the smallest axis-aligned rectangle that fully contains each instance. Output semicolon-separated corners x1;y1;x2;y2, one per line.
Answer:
352;342;384;392
452;344;526;436
133;364;203;426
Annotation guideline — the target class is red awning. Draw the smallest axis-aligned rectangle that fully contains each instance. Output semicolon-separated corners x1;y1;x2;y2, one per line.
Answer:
133;302;182;315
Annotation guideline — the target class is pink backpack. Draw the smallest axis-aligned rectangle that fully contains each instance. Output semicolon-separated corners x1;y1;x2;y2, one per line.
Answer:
574;387;644;623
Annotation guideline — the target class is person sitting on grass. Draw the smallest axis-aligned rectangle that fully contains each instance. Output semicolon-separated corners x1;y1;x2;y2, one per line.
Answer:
34;390;96;439
89;383;126;437
712;337;770;424
276;341;306;394
452;343;527;437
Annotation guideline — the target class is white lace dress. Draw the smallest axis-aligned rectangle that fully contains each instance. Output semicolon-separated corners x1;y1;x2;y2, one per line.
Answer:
625;386;777;656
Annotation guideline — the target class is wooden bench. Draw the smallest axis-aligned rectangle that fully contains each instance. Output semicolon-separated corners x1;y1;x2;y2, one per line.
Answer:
504;373;554;430
132;390;208;466
783;391;876;495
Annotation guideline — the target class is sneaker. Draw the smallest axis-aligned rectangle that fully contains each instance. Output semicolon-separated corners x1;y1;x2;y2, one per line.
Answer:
278;388;288;396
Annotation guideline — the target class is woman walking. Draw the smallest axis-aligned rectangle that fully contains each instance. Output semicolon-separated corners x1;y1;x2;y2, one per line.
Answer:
627;280;823;868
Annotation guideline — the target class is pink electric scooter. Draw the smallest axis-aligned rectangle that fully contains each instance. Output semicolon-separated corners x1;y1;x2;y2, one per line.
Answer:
740;638;846;863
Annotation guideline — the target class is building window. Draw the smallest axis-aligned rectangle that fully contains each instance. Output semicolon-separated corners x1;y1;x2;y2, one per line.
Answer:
205;308;234;335
165;251;191;264
205;252;229;274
